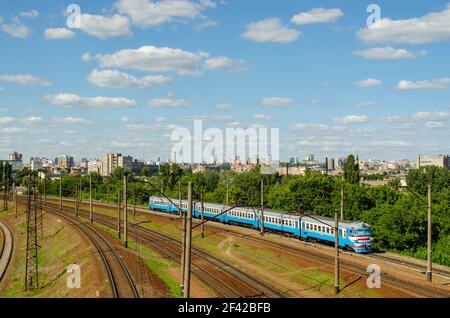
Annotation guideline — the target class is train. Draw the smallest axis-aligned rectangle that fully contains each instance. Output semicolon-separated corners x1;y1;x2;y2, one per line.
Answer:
149;196;372;253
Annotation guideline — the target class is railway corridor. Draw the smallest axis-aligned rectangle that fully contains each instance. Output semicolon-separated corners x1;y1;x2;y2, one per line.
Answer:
42;197;450;298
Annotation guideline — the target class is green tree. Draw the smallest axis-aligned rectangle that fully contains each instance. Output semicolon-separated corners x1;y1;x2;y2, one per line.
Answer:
343;154;360;184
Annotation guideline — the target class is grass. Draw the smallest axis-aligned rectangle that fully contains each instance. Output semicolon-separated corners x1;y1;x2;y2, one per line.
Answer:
43;198;385;297
98;224;181;298
0;209;98;298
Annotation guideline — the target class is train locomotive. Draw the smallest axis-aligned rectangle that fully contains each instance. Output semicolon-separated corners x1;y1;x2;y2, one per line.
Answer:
149;196;372;253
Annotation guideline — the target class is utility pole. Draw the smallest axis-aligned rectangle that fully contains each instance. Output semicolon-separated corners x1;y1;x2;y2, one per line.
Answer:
226;177;229;206
75;183;79;218
200;191;205;238
334;211;340;295
180;191;187;296
117;190;121;239
123;175;128;248
133;184;136;217
2;162;7;211
59;174;62;211
260;178;264;235
340;177;344;220
13;183;17;218
89;174;93;223
43;175;46;205
79;177;82;204
178;179;182;217
427;184;432;282
5;165;8;211
183;182;193;298
24;172;39;290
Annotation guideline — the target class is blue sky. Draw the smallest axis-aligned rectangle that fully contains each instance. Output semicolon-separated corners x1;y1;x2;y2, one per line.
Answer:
0;0;449;162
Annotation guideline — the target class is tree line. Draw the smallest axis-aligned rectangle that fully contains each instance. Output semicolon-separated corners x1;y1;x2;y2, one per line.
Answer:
4;155;450;266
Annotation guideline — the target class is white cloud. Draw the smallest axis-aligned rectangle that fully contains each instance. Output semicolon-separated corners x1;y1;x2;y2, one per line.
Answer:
114;0;210;28
369;140;413;147
425;121;446;129
241;17;301;43
215;103;233;110
386;111;450;123
354;101;376;107
0;117;16;125
45;93;136;109
44;28;76;40
0;17;30;38
20;10;39;18
155;116;168;123
353;78;382;88
21;116;43;125
353;46;426;60
262;97;293;106
88;69;172;89
357;5;450;45
252;114;273;120
2;127;25;133
79;14;132;39
141;75;172;84
396;77;450;90
0;74;52;86
194;19;219;30
53;117;93;125
202;56;247;72
291;8;343;25
182;115;235;121
333;115;368;125
149;97;189;108
84;45;208;76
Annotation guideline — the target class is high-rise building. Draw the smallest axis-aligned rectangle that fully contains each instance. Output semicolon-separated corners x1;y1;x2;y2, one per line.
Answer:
416;155;450;169
7;151;23;170
9;151;23;161
30;158;42;171
59;155;74;169
101;153;133;176
326;158;335;171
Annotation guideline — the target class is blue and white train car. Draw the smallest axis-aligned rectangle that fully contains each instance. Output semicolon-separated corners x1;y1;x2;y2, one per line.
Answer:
300;216;372;253
148;196;372;253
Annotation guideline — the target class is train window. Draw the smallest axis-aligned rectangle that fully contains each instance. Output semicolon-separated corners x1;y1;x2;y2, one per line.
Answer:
313;225;317;231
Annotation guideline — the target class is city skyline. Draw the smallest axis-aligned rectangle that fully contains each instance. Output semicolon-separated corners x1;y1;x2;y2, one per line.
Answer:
1;1;450;162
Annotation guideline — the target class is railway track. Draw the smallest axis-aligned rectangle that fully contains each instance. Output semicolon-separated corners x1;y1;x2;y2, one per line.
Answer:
366;253;450;280
40;199;284;298
0;220;13;282
41;197;450;298
41;203;139;298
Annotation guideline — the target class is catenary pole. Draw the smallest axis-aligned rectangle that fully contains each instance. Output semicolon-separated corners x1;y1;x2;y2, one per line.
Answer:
334;211;340;295
427;184;433;282
183;182;193;298
260;178;264;235
89;174;93;223
123;175;128;248
201;191;205;238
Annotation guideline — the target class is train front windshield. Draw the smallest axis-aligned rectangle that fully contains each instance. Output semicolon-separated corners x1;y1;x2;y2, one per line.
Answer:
351;229;371;237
